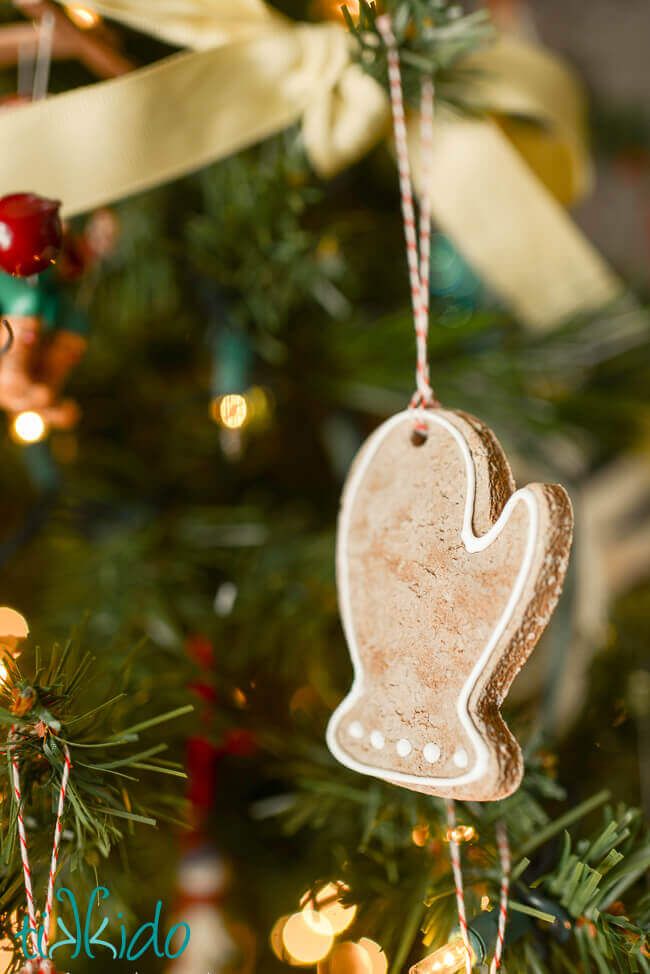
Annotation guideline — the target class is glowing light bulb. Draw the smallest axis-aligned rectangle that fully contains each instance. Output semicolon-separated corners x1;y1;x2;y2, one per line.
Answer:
64;4;101;28
12;411;46;444
218;393;248;429
409;937;475;974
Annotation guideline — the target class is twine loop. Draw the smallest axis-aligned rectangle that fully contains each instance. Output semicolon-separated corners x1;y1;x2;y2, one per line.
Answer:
9;724;72;970
378;15;512;967
446;800;511;972
376;14;438;424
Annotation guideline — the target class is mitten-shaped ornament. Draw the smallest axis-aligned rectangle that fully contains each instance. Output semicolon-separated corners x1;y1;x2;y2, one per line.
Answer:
327;408;573;802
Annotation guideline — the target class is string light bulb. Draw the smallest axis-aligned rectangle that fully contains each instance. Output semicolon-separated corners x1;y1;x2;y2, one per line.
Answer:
11;411;47;444
409;937;475;974
64;4;101;28
211;387;273;432
215;393;248;429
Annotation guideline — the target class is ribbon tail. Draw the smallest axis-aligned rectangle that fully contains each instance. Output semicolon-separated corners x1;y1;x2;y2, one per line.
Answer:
50;0;283;51
0;27;319;217
409;113;623;329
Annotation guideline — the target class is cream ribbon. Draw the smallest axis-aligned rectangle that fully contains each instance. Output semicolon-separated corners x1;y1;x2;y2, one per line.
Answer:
0;1;622;329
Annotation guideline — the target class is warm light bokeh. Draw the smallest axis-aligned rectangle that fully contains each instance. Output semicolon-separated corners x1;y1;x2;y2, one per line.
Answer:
282;911;334;965
358;938;388;974
0;608;28;639
412;823;430;847
218;393;248;429
64;4;101;28
318;0;360;21
301;882;357;935
12;411;46;444
327;941;372;974
270;915;291;960
446;825;476;844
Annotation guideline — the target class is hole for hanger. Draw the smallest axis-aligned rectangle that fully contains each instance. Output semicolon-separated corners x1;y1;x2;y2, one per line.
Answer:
411;428;427;446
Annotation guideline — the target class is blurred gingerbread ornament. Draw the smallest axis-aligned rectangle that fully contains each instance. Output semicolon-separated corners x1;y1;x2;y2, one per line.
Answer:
0;195;118;436
0;266;87;432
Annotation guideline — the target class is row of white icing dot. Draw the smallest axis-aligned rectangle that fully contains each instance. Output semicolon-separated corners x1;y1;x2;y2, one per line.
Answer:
349;721;468;768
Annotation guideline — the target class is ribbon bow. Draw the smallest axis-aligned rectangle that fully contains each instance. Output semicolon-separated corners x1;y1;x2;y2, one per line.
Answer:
0;0;621;328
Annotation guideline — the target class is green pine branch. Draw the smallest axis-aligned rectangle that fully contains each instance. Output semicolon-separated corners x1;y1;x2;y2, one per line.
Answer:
0;631;192;969
256;739;650;973
344;0;494;110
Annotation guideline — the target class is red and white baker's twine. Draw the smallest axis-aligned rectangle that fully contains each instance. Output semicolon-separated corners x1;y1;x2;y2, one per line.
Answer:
445;800;474;973
490;820;512;974
445;800;511;972
377;17;511;968
376;15;437;423
10;726;72;972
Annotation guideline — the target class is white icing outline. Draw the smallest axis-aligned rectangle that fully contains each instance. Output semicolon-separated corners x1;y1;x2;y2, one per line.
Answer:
326;409;538;790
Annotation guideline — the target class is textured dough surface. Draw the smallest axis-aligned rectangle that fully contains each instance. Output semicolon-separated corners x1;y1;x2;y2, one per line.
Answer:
326;408;573;801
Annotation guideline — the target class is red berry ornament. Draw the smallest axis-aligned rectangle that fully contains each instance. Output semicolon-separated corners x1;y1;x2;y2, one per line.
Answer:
0;193;62;277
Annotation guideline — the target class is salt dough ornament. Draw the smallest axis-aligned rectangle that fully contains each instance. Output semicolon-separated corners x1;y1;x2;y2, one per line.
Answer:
326;407;573;801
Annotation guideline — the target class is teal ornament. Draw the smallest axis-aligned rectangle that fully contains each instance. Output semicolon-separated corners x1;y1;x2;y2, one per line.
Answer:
0;269;89;337
212;329;253;398
430;234;484;307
